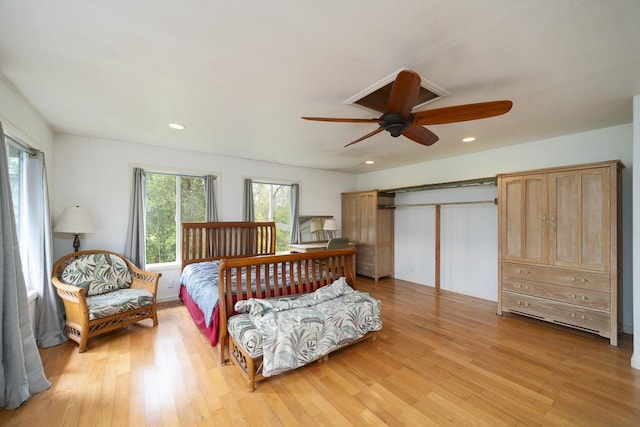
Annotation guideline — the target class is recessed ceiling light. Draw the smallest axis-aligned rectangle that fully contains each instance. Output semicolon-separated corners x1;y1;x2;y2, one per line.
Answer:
462;137;476;143
365;160;375;165
168;122;186;130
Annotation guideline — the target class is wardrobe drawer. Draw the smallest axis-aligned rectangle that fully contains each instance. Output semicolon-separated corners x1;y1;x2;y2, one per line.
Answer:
502;279;610;311
502;291;610;335
356;262;375;277
357;244;375;257
357;244;374;266
502;262;610;292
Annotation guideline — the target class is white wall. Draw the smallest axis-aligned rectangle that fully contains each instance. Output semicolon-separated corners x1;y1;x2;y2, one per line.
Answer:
52;134;357;302
0;75;53;163
393;186;498;301
357;124;634;333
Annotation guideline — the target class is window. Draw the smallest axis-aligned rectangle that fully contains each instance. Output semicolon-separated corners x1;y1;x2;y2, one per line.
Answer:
4;135;24;241
145;172;205;264
252;181;292;251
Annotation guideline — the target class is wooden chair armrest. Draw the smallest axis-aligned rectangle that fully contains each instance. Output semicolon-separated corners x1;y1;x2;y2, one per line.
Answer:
129;265;161;296
51;277;86;304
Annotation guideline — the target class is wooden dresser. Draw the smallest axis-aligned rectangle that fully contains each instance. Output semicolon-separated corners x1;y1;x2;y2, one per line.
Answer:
497;160;623;345
342;190;394;281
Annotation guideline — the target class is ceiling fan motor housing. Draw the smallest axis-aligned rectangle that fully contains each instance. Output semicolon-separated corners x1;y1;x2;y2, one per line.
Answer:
380;112;410;137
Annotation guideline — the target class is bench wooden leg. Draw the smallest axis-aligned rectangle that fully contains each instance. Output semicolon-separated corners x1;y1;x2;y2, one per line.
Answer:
78;336;88;353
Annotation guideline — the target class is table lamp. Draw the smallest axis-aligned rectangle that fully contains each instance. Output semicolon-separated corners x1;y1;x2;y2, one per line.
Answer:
323;218;337;239
54;206;94;252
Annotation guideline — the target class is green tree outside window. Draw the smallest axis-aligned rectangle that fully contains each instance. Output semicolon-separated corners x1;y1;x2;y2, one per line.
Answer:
146;173;205;264
252;182;292;251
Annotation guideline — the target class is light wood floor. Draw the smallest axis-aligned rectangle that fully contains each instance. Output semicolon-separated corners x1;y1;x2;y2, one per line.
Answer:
2;277;639;426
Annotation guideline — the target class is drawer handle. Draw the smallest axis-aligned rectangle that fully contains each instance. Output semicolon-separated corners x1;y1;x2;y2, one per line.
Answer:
569;276;589;283
569;313;587;320
516;300;530;307
516;269;531;275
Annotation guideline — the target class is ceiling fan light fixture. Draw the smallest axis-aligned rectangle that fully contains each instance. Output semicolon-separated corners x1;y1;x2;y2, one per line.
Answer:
365;160;375;165
462;137;476;142
168;122;186;130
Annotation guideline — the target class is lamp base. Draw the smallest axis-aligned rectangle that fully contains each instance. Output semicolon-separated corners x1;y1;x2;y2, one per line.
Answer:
73;234;81;252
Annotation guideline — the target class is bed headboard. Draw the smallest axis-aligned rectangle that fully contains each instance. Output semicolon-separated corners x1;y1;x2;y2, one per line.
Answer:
181;221;277;270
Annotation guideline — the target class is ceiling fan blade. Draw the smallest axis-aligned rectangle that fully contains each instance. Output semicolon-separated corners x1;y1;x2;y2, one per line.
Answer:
344;127;384;147
401;125;439;146
302;116;382;124
412;100;513;125
387;70;421;119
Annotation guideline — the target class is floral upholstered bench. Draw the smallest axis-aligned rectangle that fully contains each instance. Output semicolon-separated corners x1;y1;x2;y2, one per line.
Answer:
52;250;161;352
227;277;382;391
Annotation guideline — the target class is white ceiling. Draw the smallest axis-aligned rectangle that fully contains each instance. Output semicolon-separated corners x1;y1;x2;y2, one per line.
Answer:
1;1;639;174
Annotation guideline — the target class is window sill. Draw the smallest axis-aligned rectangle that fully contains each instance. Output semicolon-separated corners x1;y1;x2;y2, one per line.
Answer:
146;261;181;272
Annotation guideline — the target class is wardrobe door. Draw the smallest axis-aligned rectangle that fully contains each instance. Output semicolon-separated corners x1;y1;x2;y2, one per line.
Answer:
341;193;358;242
500;174;547;264
548;167;610;271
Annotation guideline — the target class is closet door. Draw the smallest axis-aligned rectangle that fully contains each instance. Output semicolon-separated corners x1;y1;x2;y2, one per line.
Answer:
548;167;610;271
500;174;547;264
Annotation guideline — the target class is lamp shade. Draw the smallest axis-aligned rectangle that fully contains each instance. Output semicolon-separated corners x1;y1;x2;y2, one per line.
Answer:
323;219;337;231
309;218;322;233
54;206;94;234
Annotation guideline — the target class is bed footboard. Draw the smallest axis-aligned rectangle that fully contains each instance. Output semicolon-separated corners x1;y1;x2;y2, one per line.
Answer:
217;247;357;365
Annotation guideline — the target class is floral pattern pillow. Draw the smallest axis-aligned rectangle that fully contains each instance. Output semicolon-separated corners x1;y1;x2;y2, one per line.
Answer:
61;253;132;296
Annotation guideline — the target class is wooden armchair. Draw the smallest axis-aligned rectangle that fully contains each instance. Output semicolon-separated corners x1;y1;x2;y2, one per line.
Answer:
52;250;161;352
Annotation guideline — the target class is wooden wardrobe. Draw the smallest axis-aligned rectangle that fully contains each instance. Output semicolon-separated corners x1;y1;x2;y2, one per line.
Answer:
497;160;623;345
342;190;394;281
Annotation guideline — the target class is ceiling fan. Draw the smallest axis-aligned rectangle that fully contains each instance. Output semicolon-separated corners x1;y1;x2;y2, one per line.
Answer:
302;70;513;147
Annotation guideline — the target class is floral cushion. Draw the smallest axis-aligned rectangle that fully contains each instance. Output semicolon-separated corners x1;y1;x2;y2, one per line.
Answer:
228;314;263;358
61;253;132;296
86;288;154;320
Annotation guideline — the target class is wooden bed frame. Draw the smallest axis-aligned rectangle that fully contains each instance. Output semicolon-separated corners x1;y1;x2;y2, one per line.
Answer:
180;222;361;372
180;221;277;347
218;248;359;369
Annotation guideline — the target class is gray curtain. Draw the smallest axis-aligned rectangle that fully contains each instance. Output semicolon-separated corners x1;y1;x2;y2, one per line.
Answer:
290;183;300;244
0;122;51;409
205;175;219;221
243;178;255;222
124;167;146;268
21;154;66;347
